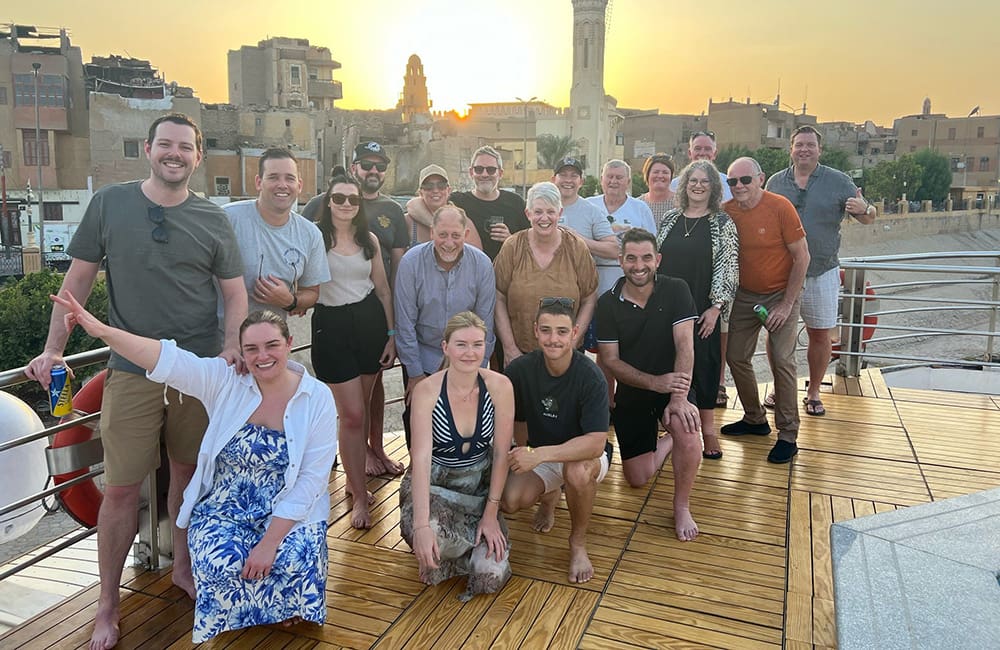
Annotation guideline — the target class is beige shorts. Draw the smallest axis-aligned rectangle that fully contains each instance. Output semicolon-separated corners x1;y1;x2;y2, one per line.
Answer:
100;369;208;486
532;451;610;494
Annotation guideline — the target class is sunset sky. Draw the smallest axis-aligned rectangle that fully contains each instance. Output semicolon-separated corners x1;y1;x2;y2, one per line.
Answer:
8;1;998;125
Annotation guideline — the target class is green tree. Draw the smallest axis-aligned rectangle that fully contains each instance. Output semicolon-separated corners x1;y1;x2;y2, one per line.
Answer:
819;148;852;172
714;144;754;174
863;156;924;202
535;134;578;170
753;147;790;181
580;175;600;198
631;172;648;197
911;148;952;201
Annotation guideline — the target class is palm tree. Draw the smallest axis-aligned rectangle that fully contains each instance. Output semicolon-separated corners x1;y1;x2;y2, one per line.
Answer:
536;134;579;170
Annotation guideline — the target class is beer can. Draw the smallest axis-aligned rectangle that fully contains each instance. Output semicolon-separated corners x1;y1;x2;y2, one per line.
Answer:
50;366;74;417
753;304;769;325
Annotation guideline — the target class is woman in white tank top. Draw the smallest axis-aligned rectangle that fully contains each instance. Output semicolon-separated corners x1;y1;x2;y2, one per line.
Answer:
312;174;396;530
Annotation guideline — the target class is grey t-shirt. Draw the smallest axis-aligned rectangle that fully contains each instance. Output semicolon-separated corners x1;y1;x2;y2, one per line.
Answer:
222;200;330;317
766;164;858;276
560;198;615;277
68;181;243;373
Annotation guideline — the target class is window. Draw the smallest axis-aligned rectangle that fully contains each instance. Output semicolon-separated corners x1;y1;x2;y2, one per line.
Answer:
205;138;218;148
911;129;918;136
288;99;301;108
0;86;6;105
910;145;916;152
948;127;956;140
22;129;50;166
0;150;10;168
951;157;962;171
43;203;63;221
978;126;986;138
966;156;975;171
308;69;317;81
214;177;231;196
615;133;625;146
981;157;990;172
255;117;262;126
290;65;301;86
123;139;141;159
284;118;291;126
13;74;66;107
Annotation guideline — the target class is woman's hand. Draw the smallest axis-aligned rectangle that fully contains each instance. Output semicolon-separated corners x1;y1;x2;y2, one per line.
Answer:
51;291;108;340
241;538;279;581
413;525;440;582
475;515;507;561
697;306;720;339
379;336;396;368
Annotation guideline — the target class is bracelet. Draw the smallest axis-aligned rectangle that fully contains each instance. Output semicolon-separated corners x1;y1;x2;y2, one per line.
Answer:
487;496;501;504
284;294;298;312
386;329;397;336
414;525;430;532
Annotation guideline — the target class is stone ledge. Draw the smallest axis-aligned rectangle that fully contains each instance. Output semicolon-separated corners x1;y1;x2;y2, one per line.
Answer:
831;487;1000;649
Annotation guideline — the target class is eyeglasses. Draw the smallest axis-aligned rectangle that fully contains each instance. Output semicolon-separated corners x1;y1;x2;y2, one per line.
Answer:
472;165;498;175
691;130;716;141
607;215;615;224
330;193;362;206
357;160;388;172
687;178;712;187
420;180;449;191
794;187;808;210
726;176;756;187
539;297;575;309
147;205;167;243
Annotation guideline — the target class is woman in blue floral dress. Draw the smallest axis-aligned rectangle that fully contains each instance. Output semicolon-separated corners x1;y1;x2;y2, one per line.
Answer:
52;294;338;643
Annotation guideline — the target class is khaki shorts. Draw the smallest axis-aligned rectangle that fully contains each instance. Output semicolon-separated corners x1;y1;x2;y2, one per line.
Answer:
532;450;610;494
100;369;208;486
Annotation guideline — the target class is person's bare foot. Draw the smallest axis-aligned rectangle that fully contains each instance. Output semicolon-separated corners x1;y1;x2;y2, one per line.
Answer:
567;543;594;583
701;432;722;460
532;489;560;533
674;506;699;541
171;567;196;600
281;616;303;627
344;486;375;505
90;599;120;650
376;451;405;476
350;495;372;529
365;448;387;476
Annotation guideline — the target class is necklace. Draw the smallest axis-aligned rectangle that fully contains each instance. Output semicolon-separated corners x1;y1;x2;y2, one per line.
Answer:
449;378;479;402
682;214;705;237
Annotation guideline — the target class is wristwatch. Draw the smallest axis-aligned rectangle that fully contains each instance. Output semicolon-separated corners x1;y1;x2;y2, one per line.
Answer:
284;294;298;312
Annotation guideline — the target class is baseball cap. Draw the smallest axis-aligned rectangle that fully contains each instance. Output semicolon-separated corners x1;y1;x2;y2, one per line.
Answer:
418;164;450;187
554;156;584;175
353;141;390;164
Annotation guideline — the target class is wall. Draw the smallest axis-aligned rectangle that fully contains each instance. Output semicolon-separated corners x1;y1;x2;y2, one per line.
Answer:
841;209;1000;249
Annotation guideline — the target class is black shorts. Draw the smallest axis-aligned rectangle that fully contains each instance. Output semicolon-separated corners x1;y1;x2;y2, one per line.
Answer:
690;325;722;410
311;291;388;384
611;391;670;461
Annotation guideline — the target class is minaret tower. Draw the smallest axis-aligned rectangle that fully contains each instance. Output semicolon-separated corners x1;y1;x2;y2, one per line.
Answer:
569;0;609;173
397;54;430;123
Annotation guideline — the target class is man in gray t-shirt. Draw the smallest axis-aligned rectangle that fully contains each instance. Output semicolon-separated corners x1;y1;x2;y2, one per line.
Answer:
223;147;329;319
765;125;875;415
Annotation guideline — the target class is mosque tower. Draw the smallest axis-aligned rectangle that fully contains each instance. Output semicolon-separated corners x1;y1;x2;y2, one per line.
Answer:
397;54;430;123
569;0;610;173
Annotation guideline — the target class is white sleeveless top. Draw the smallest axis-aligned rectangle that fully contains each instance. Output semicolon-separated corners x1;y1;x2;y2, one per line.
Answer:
317;249;374;306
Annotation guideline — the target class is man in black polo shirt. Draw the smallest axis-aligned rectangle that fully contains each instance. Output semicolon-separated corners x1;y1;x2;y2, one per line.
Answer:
596;228;702;541
501;299;610;584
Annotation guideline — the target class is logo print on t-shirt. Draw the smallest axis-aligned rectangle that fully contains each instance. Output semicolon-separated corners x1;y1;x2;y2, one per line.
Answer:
541;396;559;419
378;215;391;229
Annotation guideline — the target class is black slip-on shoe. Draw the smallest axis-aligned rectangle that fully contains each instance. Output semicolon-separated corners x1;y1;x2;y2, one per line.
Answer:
720;420;772;436
767;440;798;464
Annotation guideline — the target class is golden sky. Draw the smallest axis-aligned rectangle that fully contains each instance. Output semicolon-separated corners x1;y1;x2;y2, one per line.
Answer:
8;0;999;125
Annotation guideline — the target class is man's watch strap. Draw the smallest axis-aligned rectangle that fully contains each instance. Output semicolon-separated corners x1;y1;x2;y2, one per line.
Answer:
284;294;298;312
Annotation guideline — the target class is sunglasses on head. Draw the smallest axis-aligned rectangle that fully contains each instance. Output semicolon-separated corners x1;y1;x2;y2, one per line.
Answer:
147;205;167;243
472;165;498;175
539;296;575;309
358;160;388;172
420;180;448;191
330;193;361;206
691;130;716;141
726;176;756;187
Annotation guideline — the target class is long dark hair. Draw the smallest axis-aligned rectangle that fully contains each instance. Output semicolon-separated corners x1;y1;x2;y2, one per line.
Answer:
317;174;376;260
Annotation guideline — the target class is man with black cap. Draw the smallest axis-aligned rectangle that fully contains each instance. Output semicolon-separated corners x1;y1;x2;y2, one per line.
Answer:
553;156;618;352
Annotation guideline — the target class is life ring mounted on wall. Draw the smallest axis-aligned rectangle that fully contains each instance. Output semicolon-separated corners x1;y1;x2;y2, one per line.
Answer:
48;369;106;528
831;269;878;360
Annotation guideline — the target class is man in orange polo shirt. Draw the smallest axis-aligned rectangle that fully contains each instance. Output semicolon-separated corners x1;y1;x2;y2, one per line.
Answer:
720;157;810;463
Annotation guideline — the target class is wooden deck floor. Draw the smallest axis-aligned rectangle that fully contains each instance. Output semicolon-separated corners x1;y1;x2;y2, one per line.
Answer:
4;368;1000;649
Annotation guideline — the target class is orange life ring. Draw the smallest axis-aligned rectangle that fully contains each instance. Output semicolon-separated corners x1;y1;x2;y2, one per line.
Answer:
51;369;106;528
832;270;878;360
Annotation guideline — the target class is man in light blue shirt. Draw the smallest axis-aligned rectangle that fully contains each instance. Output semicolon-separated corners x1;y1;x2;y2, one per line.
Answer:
394;204;496;441
669;131;733;202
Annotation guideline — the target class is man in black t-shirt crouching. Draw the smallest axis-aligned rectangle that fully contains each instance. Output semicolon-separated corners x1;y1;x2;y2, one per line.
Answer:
502;299;610;584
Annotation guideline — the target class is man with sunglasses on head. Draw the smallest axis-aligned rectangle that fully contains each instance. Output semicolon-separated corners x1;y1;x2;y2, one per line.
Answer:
25;113;247;650
223;146;329;319
669;131;733;202
501;298;611;584
449;145;529;261
720;157;810;464
764;125;875;417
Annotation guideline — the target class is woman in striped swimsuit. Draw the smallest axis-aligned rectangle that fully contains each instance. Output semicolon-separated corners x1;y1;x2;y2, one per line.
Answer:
399;311;515;600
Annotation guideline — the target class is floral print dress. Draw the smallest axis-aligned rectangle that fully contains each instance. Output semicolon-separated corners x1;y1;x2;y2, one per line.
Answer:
188;423;327;643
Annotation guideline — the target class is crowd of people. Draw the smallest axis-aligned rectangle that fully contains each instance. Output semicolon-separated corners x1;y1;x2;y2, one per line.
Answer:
24;113;874;647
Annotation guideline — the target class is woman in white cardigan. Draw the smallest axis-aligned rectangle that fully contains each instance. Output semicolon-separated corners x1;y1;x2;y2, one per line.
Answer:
53;292;337;643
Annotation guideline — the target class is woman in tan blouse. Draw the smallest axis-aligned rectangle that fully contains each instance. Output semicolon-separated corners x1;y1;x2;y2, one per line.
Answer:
494;182;598;367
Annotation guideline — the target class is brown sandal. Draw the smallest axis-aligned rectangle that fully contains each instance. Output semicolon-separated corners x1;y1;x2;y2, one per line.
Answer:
715;385;728;408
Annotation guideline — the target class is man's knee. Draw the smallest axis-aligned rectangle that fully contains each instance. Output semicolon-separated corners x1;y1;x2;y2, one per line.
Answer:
101;482;143;508
806;327;831;345
563;459;599;490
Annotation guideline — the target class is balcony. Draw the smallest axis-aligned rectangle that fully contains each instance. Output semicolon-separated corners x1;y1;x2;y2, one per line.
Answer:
309;79;343;100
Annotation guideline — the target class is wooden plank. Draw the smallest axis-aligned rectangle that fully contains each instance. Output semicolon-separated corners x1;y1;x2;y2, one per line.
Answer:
784;591;813;644
462;577;530;648
813;596;838;647
547;590;600;650
810;494;835;602
787;490;812;598
489;580;554;649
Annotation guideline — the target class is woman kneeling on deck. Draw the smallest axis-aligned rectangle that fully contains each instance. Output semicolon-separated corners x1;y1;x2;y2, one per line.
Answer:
52;292;337;642
400;311;514;600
